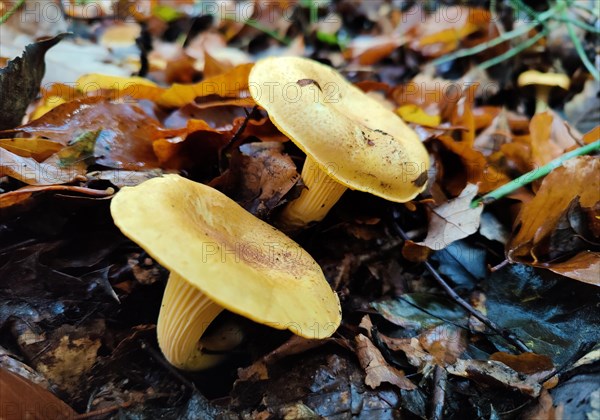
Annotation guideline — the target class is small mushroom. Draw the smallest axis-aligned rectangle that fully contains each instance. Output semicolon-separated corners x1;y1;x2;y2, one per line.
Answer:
110;175;341;370
249;57;430;229
517;70;570;114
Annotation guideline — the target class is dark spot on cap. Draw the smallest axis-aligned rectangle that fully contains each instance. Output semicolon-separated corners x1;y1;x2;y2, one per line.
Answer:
297;79;322;91
412;171;428;187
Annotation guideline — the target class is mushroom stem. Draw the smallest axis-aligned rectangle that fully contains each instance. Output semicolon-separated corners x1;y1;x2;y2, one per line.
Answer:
534;86;551;114
279;156;348;229
157;273;240;370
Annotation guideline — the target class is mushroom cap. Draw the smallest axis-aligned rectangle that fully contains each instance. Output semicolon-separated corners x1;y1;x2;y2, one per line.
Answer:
249;56;430;202
110;175;341;339
517;70;570;90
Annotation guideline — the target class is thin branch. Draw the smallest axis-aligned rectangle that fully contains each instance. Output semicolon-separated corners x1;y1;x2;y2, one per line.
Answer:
431;365;447;420
390;214;531;353
565;16;600;80
471;140;600;208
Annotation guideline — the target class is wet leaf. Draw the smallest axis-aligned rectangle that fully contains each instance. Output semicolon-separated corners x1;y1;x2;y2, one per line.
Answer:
0;34;65;130
431;240;487;289
523;389;564;420
372;293;468;330
447;358;542;396
0;147;80;185
355;334;416;390
0;368;76;419
2;97;186;170
489;352;554;375
546;251;600;286
418;325;468;366
484;264;600;365
0;137;62;161
417;184;483;250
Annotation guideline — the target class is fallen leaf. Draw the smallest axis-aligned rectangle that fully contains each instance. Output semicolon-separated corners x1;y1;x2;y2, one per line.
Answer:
0;147;81;185
489;352;554;375
418;325;467;366
210;142;300;218
546;251;600;286
372;294;468;330
447;358;542;396
507;156;600;284
0;368;76;419
522;389;564;420
157;63;254;108
355;334;416;390
529;112;562;167
75;73;165;101
417;183;483;250
0;34;65;130
2;97;186;170
0;137;62;161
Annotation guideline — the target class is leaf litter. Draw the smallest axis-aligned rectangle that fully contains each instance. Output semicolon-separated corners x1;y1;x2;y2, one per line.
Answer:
0;1;598;418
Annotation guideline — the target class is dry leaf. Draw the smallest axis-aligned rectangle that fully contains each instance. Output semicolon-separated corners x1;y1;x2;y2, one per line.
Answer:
508;156;600;285
355;334;416;390
447;359;542;397
0;368;76;420
417;183;483;250
419;325;467;366
157;63;254;108
210;142;299;218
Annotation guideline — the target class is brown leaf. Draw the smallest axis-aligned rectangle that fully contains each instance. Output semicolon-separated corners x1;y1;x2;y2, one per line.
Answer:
0;34;65;130
447;359;542;396
522;389;564;420
530;112;562;167
417;183;483;250
2;97;185;170
489;352;554;375
355;334;416;390
210;142;300;218
546;251;600;286
434;134;510;194
0;137;62;161
419;325;467;366
0;368;76;420
508;156;600;277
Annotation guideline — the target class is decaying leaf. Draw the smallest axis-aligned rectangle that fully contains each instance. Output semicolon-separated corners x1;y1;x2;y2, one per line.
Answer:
21;321;104;394
355;334;416;390
417;183;483;250
0;34;65;130
211;142;300;218
447;358;542;397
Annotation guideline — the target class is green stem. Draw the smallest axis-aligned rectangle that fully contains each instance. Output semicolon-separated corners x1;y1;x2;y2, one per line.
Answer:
431;6;556;67
221;16;291;45
477;28;549;70
0;0;25;25
471;140;600;208
565;16;600;80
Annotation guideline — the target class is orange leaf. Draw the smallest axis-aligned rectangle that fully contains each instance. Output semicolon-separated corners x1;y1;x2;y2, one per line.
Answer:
157;63;254;108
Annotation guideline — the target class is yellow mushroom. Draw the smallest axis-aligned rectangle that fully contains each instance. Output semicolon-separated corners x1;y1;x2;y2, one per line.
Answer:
517;70;570;114
248;57;430;229
110;175;341;370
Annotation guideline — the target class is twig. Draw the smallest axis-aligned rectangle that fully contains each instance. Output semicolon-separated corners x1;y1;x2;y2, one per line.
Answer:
0;0;25;25
431;365;447;420
390;213;531;353
471;140;600;208
219;105;257;173
73;401;135;419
